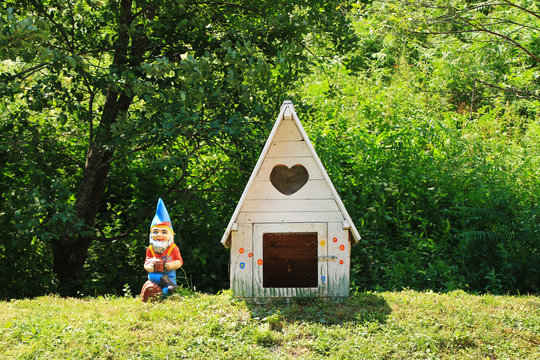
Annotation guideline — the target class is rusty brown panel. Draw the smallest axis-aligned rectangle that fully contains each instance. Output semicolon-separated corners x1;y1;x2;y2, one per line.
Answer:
263;232;318;248
262;232;318;288
263;259;318;288
263;247;317;260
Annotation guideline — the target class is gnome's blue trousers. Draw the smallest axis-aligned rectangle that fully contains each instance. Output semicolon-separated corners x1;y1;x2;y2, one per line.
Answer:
148;271;177;296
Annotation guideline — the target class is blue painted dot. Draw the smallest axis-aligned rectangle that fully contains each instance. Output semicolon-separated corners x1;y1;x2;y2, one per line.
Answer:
240;262;245;269
321;276;326;282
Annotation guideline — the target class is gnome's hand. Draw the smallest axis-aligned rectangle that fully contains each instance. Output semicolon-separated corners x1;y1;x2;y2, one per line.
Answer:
164;259;182;271
144;257;161;273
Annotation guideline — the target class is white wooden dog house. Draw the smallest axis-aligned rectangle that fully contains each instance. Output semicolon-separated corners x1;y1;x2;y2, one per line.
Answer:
221;101;360;301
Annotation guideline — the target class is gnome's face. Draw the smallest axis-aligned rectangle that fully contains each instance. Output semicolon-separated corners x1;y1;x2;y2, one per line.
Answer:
149;225;174;254
151;226;173;242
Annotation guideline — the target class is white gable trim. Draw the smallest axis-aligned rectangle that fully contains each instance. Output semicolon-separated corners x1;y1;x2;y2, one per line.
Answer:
220;101;361;247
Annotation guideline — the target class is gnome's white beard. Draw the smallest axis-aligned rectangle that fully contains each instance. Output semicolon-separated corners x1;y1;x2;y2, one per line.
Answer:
149;234;174;254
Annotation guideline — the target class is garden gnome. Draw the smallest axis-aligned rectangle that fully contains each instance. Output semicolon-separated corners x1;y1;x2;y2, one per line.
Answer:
140;198;183;302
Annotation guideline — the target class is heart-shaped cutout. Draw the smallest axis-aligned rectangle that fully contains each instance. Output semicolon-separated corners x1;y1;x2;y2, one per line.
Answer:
270;164;309;195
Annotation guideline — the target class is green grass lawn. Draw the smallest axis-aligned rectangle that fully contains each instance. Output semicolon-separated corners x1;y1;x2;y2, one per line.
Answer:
1;290;538;359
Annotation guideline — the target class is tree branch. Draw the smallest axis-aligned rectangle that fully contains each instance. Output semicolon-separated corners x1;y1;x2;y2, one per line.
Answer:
67;0;76;50
500;0;540;20
461;15;540;62
474;78;540;100
28;0;73;52
8;62;50;79
194;0;261;15
399;0;540;62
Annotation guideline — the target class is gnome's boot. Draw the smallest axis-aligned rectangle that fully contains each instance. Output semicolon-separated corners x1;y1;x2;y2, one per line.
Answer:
160;274;177;294
140;280;162;302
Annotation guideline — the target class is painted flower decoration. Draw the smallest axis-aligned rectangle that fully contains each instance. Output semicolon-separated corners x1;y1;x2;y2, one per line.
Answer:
240;262;245;269
339;244;345;251
257;259;263;266
239;248;244;254
333;237;338;243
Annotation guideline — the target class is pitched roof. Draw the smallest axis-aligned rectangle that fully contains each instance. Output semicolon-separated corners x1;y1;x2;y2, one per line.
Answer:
221;100;361;247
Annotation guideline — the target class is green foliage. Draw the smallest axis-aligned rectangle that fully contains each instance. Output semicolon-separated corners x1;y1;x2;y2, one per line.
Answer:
0;291;538;359
292;0;539;295
0;0;356;297
0;0;538;298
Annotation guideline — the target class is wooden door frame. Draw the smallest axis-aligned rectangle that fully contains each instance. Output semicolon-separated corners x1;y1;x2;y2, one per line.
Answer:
252;222;328;298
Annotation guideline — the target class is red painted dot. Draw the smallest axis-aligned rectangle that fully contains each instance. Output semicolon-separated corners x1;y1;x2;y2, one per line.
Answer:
257;259;263;265
333;237;338;243
339;245;345;251
248;253;253;257
239;248;244;254
339;260;344;265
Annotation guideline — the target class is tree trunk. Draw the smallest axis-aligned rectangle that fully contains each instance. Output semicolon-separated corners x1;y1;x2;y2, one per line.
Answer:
52;236;92;296
53;140;114;295
51;0;143;296
53;91;131;296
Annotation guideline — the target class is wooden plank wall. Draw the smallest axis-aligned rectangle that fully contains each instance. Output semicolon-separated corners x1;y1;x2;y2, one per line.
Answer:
327;222;350;297
230;223;253;297
239;119;344;224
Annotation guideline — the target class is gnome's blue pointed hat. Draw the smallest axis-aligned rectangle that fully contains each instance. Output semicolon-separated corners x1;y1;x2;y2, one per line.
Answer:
150;198;174;234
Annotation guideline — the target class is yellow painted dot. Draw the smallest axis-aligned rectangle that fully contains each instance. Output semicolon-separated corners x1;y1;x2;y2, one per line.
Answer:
320;240;326;246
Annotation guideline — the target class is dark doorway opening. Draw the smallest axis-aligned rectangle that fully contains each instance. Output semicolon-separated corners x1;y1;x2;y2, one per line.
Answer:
263;232;318;288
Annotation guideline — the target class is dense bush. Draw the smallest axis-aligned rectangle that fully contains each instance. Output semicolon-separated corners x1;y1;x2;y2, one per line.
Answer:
292;0;539;294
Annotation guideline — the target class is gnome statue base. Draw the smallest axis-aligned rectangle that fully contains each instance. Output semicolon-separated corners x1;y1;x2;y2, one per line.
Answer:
140;198;183;302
